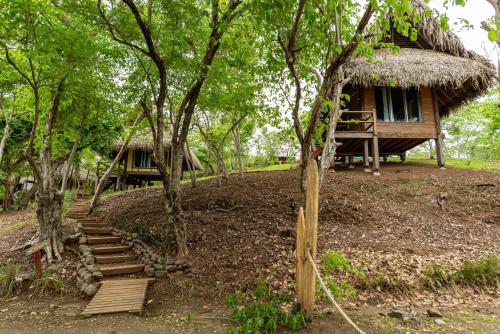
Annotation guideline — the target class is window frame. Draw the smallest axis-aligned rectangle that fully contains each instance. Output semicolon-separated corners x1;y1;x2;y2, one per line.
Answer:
375;87;423;123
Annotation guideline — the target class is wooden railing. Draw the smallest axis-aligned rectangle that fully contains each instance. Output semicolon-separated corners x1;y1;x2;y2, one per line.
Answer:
335;109;377;136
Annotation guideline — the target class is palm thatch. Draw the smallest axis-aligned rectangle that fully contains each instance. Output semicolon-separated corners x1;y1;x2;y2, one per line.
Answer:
113;129;203;170
345;0;496;116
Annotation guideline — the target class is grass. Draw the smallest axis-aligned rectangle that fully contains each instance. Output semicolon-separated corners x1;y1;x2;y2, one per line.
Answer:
0;263;21;297
421;256;500;289
0;218;35;235
225;281;306;334
246;163;296;173
404;156;500;170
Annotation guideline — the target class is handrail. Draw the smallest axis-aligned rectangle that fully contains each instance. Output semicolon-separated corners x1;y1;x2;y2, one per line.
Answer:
336;109;377;134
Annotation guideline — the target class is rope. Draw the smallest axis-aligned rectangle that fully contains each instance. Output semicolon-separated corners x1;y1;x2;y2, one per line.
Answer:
306;249;367;334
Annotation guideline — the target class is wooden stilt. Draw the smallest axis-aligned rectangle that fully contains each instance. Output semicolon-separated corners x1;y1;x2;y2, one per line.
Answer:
363;140;370;172
383;155;387;163
433;90;446;167
348;155;354;168
372;137;380;173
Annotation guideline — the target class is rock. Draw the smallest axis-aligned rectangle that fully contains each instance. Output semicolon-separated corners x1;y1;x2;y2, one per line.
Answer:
92;271;103;279
153;264;165;270
126;236;132;241
387;310;405;319
134;248;141;255
19;272;36;281
84;284;98;297
85;257;95;265
166;265;177;272
433;318;446;325
128;241;134;247
427;309;442;318
132;233;138;238
157;257;166;264
82;271;93;283
155;270;167;278
30;311;37;315
49;304;58;309
145;266;155;277
166;258;175;265
151;254;158;262
77;267;87;276
174;260;185;266
80;282;88;292
0;309;8;313
79;237;87;244
76;277;84;289
86;265;98;272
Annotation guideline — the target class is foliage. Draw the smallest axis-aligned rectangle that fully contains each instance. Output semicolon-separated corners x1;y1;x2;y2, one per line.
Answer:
0;263;21;297
225;281;306;334
421;256;500;289
33;267;63;296
441;90;500;160
318;250;365;301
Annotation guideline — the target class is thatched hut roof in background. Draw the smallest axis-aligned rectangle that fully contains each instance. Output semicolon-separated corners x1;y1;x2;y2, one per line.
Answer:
113;129;203;170
345;0;496;116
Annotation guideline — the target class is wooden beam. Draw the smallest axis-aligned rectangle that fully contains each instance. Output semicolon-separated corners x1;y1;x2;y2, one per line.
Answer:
432;89;446;167
363;139;370;171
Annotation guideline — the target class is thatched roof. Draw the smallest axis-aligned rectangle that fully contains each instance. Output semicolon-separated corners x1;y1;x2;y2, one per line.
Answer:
114;130;203;170
345;0;496;116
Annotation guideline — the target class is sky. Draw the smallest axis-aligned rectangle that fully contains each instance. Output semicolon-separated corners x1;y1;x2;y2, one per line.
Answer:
429;0;499;65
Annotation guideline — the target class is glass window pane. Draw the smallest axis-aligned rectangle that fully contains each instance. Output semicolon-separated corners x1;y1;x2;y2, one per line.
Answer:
375;87;387;121
134;150;142;167
390;88;406;122
406;88;421;122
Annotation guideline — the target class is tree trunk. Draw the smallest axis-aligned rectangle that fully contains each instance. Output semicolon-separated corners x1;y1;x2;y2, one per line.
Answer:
37;188;64;264
164;144;188;257
17;183;38;210
0;118;10;166
233;127;243;178
2;177;11;211
185;142;197;188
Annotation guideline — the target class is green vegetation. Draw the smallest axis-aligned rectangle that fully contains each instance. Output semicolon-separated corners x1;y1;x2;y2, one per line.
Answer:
359;273;410;292
405;156;500;171
318;250;365;301
421;256;500;289
225;282;306;334
33;267;63;296
0;263;21;297
247;164;296;173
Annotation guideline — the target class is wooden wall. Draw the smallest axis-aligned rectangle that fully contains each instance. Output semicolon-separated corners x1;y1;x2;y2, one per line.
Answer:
362;86;438;139
125;150;160;175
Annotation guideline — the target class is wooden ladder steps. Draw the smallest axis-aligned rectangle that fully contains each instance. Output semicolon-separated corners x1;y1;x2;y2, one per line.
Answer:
87;236;121;244
81;227;113;235
80;222;109;228
99;263;145;276
81;278;154;316
92;245;130;254
95;254;138;264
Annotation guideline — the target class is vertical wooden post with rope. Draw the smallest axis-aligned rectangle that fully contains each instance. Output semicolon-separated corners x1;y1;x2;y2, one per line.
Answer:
296;159;318;319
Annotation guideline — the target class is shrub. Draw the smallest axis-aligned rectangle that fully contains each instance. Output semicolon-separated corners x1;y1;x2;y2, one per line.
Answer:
454;256;500;286
0;263;21;297
360;273;410;292
318;250;364;301
421;263;451;290
33;268;63;296
226;282;306;334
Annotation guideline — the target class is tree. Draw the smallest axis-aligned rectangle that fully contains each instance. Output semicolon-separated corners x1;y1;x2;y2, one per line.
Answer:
97;0;248;256
0;0;120;261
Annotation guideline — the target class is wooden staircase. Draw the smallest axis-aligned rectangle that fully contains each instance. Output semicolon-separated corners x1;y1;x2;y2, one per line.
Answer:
66;198;152;316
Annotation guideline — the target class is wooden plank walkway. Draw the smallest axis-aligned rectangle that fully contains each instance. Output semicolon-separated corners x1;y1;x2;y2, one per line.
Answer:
81;278;154;316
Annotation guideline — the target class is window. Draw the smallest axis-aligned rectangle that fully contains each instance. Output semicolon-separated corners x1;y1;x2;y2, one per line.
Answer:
374;87;422;122
133;150;156;168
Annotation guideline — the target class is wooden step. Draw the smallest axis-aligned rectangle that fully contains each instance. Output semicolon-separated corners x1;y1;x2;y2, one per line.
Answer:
92;245;130;254
87;236;121;244
77;217;101;222
95;254;138;264
67;214;89;218
99;264;145;276
81;222;110;228
82;227;113;235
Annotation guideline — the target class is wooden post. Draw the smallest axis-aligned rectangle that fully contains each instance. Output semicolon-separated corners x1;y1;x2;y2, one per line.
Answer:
372;109;380;175
296;159;319;319
348;155;354;168
363;139;370;172
33;251;42;278
432;90;445;167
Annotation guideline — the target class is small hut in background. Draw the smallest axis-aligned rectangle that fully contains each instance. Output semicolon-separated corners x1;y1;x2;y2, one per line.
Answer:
98;130;202;191
335;0;495;172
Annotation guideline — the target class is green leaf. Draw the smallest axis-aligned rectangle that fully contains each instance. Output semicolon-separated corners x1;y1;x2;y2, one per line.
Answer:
488;29;497;42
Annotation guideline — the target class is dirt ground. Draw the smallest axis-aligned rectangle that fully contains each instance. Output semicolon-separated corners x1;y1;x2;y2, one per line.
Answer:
0;162;499;333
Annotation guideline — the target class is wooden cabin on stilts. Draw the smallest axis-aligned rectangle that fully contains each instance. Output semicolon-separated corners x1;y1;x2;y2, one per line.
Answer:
97;130;202;191
332;1;495;174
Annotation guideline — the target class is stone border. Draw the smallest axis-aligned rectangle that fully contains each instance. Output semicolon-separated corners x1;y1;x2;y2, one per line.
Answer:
76;245;102;297
112;228;190;278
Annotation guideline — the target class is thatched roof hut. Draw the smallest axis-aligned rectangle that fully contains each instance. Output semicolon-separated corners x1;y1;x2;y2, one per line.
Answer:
344;0;496;116
113;129;203;170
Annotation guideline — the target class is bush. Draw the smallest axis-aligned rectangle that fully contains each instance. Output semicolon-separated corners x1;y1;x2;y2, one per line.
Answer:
226;282;306;334
420;256;500;289
317;250;364;301
454;256;500;286
0;263;21;297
